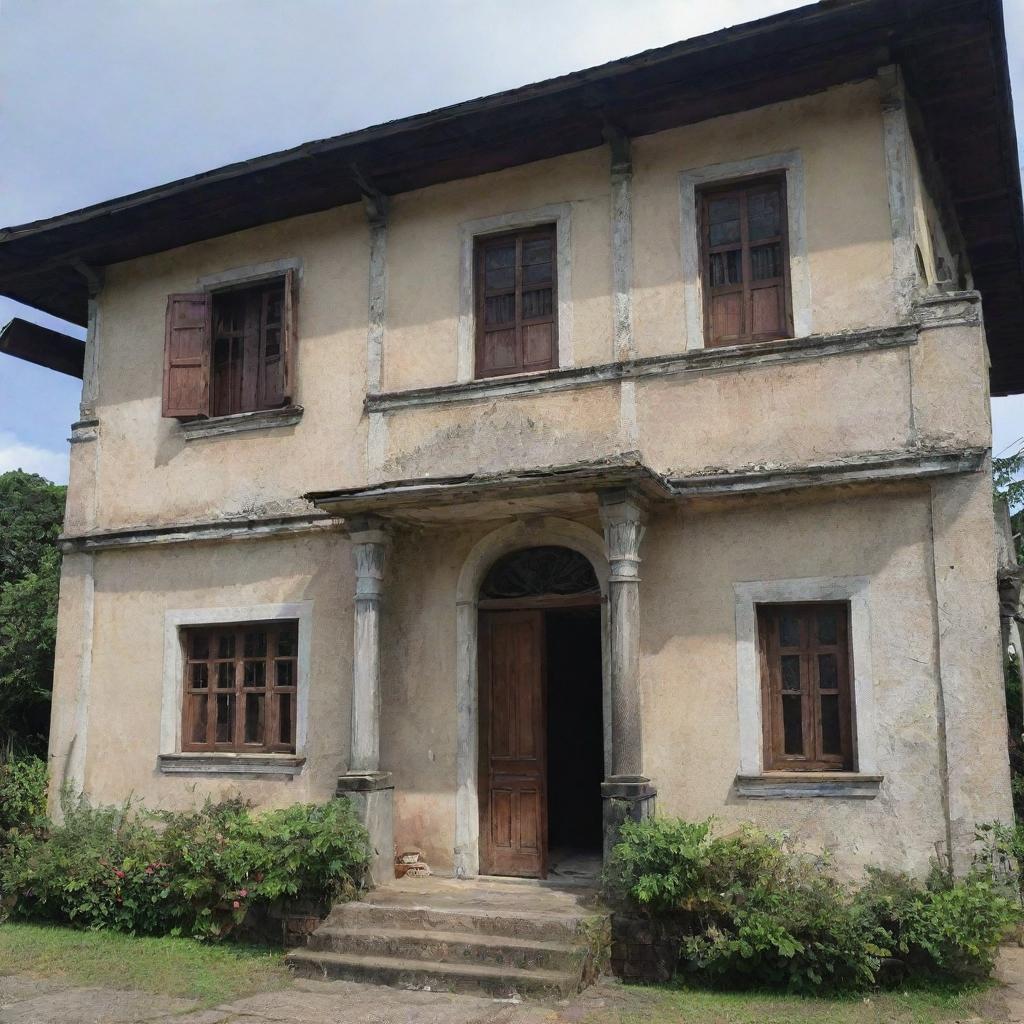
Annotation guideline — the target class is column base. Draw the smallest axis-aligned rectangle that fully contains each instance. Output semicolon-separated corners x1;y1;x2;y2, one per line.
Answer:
337;772;395;885
601;775;657;864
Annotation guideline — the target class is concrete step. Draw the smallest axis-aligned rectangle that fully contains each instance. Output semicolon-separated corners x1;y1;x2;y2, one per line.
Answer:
286;947;579;998
307;925;584;972
323;899;588;943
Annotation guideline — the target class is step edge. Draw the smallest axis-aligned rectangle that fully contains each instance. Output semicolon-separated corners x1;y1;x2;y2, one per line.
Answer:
286;947;578;983
311;926;584;953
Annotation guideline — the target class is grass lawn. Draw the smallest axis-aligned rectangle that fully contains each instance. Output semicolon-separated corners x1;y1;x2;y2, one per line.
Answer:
0;922;290;1005
612;981;1004;1024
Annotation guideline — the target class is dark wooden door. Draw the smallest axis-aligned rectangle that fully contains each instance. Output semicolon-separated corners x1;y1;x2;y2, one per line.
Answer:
479;609;547;878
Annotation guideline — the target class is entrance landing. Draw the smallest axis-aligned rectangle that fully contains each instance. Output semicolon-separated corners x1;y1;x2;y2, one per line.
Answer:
287;875;608;999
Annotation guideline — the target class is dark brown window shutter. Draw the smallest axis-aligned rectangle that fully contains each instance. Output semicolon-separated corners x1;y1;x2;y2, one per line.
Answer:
163;293;212;418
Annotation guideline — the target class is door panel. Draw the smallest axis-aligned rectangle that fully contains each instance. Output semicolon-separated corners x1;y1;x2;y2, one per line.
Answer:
479;610;547;878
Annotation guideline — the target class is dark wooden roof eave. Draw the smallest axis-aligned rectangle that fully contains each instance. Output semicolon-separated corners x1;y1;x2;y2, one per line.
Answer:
0;317;85;378
1;0;1021;392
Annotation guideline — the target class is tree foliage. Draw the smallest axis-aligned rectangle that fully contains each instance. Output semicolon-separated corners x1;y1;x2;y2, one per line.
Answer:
0;471;66;753
993;443;1024;562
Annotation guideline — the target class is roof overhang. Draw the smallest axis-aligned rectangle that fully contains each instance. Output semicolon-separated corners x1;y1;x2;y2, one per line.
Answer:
2;0;1020;392
0;317;84;378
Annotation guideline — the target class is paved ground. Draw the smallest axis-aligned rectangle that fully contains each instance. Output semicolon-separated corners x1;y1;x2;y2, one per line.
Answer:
0;973;652;1024
2;948;1023;1024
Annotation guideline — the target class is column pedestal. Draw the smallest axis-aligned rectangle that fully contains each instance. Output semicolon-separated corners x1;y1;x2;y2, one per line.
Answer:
337;771;395;885
601;776;657;863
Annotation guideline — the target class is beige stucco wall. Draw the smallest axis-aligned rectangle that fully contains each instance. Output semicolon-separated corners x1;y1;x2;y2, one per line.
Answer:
48;531;352;811
76;79;931;535
50;474;1011;876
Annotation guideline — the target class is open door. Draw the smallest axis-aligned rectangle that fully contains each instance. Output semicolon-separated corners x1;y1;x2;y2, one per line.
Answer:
478;609;547;878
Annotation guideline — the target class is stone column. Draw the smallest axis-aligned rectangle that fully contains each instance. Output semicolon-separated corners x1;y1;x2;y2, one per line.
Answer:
336;515;395;883
598;489;656;861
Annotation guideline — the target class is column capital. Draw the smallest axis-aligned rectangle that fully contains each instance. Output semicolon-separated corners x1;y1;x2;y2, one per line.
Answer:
599;489;647;582
347;516;390;599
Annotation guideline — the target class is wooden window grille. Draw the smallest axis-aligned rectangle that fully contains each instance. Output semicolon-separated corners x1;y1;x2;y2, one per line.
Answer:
181;622;298;754
699;176;793;346
163;272;297;419
475;225;557;378
757;603;854;771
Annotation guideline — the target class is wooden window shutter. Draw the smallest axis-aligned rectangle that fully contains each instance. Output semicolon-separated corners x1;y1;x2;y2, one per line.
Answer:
163;293;212;418
282;268;297;402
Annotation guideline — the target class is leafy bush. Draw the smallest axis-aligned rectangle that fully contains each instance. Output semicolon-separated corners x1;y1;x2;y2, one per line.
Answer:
0;754;48;835
0;796;369;940
607;817;1018;993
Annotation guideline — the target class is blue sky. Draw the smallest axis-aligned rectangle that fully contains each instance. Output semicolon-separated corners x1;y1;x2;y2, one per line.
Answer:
1;0;1022;484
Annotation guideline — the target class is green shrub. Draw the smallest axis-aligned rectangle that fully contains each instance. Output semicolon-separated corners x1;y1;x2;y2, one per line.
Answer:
0;754;48;834
0;796;369;940
607;817;1018;993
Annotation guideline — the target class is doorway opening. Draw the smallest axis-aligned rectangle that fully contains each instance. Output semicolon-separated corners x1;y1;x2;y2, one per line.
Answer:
477;546;604;880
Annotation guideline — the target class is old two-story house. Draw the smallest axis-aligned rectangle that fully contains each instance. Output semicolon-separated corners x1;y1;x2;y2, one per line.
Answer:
1;0;1021;892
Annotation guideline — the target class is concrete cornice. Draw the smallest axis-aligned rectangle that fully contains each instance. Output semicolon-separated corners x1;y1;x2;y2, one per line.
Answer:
60;512;345;553
365;324;919;413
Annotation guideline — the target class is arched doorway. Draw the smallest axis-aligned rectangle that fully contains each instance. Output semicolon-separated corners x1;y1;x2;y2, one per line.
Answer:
477;546;604;879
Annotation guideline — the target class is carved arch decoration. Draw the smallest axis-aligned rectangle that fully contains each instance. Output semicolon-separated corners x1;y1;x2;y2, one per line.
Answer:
480;545;600;600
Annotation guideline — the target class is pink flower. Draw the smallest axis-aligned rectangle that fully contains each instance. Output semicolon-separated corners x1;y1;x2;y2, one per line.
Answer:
114;869;125;879
232;900;241;909
239;888;248;898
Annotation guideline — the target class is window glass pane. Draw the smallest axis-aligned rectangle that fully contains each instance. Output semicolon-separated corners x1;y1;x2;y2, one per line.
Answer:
190;695;207;744
782;694;803;755
217;634;235;659
265;289;283;325
522;238;552;265
279;693;293;745
821;693;841;755
817;608;839;645
264;326;281;358
190;633;209;660
522;288;553;319
216;662;234;689
244;661;266;688
748;189;781;241
485;245;515;289
710;250;742;286
216;694;234;744
818;652;839;691
244;694;264;744
191;663;208;689
781;654;801;692
708;197;741;245
277;630;296;657
750;243;781;281
523;261;552;285
244;630;267;658
779;611;800;648
485;294;514;326
276;660;295;688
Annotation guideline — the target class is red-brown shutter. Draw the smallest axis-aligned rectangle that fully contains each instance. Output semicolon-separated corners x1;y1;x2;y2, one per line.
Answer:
282;268;297;403
163;293;212;418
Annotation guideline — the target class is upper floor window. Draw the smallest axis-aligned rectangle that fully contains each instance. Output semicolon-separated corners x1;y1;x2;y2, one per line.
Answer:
700;177;792;347
475;226;557;378
162;272;297;419
757;602;854;771
181;621;298;754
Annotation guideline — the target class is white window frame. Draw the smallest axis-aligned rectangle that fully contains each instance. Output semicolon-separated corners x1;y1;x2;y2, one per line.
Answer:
457;204;573;383
160;601;313;758
679;151;811;351
733;576;877;776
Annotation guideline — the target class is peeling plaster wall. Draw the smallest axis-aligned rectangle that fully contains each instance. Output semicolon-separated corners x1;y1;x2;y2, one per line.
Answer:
90;205;369;531
48;532;351;812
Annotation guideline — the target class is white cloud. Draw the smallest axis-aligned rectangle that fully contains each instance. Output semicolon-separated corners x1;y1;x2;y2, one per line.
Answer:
0;429;69;484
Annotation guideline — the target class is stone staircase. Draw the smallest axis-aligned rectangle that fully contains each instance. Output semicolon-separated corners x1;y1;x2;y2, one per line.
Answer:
286;875;607;999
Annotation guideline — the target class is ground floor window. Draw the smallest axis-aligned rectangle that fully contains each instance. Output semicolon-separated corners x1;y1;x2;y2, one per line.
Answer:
181;621;298;753
757;602;853;770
